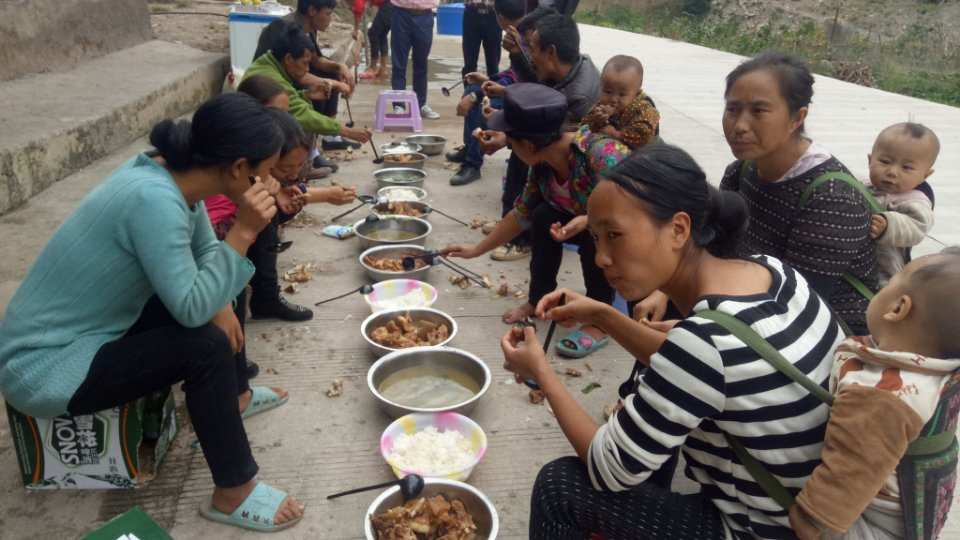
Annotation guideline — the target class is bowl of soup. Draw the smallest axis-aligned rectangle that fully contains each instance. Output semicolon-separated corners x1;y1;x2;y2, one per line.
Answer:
374;167;427;190
367;346;490;418
354;215;431;250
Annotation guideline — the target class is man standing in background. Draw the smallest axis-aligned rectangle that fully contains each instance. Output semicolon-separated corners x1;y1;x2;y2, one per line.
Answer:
391;0;441;119
462;1;502;79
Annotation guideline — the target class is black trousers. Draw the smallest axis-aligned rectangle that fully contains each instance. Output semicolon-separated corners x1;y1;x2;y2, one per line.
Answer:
309;66;341;120
67;296;257;488
247;214;281;304
368;1;393;64
502;152;530;247
461;6;502;79
528;203;613;307
529;457;726;539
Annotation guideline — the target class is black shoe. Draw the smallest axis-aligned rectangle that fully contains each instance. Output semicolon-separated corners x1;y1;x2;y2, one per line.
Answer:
250;294;314;321
450;165;482;186
321;137;351;151
313;155;339;173
245;361;260;380
445;146;466;163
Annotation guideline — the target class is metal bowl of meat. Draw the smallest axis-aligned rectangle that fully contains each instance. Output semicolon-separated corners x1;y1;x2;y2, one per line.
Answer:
360;308;457;358
364;478;499;540
374;167;427;190
367;347;490;418
377;186;428;203
405;134;447;156
381;141;423;155
371;200;431;220
359;244;434;282
380;152;427;170
354;216;432;250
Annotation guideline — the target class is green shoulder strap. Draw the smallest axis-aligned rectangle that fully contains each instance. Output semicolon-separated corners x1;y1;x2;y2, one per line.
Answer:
798;171;881;301
697;310;834;405
799;171;884;213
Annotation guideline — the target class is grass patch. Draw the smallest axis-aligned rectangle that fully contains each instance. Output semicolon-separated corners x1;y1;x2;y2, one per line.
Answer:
577;4;960;107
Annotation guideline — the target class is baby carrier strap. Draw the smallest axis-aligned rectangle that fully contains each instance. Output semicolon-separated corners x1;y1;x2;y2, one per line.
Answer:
695;308;959;538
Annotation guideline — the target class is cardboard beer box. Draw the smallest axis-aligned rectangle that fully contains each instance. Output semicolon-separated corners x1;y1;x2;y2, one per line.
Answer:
5;389;177;489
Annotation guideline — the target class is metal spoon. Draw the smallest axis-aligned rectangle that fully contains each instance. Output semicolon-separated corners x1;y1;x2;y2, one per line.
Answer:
525;293;566;390
441;79;464;97
401;251;439;271
329;195;379;222
425;206;471;227
327;474;424;502
314;284;374;306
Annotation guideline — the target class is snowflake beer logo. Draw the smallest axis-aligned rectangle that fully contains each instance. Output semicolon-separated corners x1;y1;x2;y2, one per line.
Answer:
45;413;108;467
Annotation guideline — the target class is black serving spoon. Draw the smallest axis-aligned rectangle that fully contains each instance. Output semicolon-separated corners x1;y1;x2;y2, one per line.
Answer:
314;284;374;306
524;293;566;390
441;79;464;97
327;474;424;502
344;97;355;128
329;195;380;222
369;132;384;164
424;205;471;227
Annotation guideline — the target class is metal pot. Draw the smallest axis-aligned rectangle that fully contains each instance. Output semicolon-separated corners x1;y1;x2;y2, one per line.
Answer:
353;216;431;251
371;200;431;220
358;244;434;282
380;141;423;155
379;152;427;170
404;134;447;156
367;346;490;417
363;478;499;540
374;167;427;189
377;186;428;202
360;308;458;358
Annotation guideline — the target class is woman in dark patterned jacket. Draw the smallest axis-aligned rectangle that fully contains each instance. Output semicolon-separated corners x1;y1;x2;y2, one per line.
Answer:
636;51;876;335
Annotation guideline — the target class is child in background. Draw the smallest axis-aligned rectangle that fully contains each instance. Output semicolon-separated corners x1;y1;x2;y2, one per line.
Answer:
789;251;960;540
353;0;392;81
867;122;939;285
583;55;660;149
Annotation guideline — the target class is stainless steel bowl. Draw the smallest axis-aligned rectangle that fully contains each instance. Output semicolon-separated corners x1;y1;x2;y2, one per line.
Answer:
380;141;423;155
371;200;431;220
359;244;434;282
374;167;427;189
379;152;427;170
377;186;428;202
364;478;499;539
360;308;457;358
354;216;432;250
405;134;447;156
367;346;490;418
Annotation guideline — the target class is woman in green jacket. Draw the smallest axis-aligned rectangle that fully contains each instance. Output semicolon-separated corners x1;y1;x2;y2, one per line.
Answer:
244;23;371;145
0;94;306;532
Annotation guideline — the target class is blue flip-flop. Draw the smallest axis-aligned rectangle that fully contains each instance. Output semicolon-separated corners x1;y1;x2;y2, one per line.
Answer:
199;482;303;532
556;329;609;359
242;386;289;420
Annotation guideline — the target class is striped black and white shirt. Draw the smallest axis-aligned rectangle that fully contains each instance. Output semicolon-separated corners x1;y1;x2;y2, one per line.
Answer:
588;256;843;539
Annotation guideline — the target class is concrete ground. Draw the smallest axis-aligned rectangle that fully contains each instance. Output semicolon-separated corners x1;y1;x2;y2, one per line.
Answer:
1;24;959;540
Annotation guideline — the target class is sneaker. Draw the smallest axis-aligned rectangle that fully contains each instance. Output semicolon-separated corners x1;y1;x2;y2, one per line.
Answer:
313;154;339;173
491;243;531;261
250;294;314;322
450;164;482;186
420;104;440;120
392;104;405;115
445;146;467;163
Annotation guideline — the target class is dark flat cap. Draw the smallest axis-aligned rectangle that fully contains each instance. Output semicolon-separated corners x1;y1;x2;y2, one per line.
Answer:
486;83;568;135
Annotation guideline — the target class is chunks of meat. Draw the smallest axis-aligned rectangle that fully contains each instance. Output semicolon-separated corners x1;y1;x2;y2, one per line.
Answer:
371;495;478;540
370;315;450;349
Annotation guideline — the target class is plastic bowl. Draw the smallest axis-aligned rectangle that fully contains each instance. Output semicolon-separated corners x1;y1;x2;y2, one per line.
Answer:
380;412;487;481
363;279;438;313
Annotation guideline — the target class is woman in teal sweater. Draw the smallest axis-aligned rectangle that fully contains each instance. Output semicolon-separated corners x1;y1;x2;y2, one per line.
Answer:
0;93;306;532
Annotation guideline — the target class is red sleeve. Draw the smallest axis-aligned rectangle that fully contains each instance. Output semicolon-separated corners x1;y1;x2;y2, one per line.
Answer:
352;0;366;16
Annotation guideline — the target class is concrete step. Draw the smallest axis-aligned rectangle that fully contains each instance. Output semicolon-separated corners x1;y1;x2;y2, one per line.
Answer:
0;40;226;216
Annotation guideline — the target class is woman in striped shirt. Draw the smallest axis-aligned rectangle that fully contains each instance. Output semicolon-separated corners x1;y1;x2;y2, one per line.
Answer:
502;143;843;539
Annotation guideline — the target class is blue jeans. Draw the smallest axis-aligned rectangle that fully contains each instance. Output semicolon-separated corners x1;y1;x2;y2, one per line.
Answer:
391;8;434;108
461;84;503;168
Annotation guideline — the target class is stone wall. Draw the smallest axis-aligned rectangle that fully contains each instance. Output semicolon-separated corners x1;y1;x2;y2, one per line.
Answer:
0;0;152;82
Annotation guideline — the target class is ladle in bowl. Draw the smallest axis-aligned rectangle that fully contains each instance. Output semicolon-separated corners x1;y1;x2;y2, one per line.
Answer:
327;474;425;502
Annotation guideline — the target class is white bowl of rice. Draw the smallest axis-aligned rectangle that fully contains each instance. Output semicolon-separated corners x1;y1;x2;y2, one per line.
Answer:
380;412;487;482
